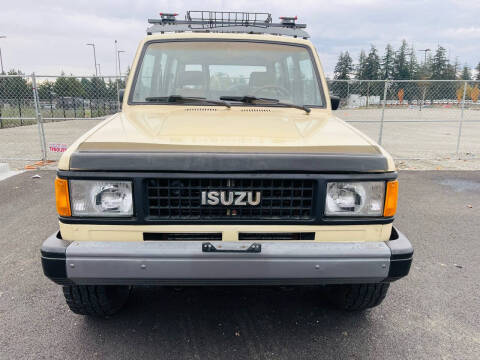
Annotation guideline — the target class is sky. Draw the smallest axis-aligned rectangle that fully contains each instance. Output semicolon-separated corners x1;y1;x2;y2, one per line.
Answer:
0;0;479;77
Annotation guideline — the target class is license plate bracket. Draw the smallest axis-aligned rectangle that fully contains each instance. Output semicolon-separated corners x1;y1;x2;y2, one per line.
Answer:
202;242;261;253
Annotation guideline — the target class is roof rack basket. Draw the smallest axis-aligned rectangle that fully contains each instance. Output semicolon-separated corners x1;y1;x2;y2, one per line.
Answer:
185;11;272;28
147;11;309;39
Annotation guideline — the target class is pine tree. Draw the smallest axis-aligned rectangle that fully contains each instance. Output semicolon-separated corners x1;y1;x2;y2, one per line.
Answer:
393;40;410;79
460;65;472;80
333;51;354;80
408;47;419;79
381;44;395;79
363;46;381;80
448;58;460;80
430;46;449;80
356;50;368;80
475;62;480;80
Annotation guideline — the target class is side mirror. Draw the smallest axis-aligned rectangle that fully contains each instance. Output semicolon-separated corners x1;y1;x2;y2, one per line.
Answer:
118;89;125;103
330;95;340;110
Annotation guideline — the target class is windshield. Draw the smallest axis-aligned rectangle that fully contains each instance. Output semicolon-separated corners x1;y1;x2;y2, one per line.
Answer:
131;41;325;107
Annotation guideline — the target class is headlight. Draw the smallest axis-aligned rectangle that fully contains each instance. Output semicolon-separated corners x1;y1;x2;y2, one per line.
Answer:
325;181;385;217
70;180;133;217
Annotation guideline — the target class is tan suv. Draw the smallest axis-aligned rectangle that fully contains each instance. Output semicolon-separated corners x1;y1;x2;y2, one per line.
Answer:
41;11;412;316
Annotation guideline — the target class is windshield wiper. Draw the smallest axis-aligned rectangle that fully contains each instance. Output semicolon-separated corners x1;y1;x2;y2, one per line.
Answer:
219;95;310;114
145;95;231;108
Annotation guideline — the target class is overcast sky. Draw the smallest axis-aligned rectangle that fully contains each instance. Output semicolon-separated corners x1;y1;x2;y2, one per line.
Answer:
1;0;479;77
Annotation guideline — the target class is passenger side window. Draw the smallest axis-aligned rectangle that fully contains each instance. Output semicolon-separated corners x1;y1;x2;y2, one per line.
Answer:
299;58;320;105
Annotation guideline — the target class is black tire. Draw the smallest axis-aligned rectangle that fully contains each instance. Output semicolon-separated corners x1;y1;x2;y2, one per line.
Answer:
62;285;131;317
326;283;390;311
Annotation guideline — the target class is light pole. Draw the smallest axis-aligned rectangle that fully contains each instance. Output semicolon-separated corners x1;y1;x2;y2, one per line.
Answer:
86;43;98;76
117;50;125;76
97;63;101;76
418;49;431;65
114;40;118;77
0;35;6;74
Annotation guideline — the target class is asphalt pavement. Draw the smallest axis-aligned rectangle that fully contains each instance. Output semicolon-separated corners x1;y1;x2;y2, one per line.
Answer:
0;170;479;360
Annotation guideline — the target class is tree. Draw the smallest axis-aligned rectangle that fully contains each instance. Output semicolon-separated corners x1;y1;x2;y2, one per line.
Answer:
429;46;457;99
407;47;419;80
90;77;107;99
460;65;472;80
364;45;381;80
353;46;382;99
0;70;32;100
333;51;354;80
381;44;395;80
475;62;480;80
356;50;368;80
430;46;449;80
417;52;433;80
393;40;410;80
37;80;55;100
53;74;85;97
79;77;108;99
446;58;460;80
331;51;354;98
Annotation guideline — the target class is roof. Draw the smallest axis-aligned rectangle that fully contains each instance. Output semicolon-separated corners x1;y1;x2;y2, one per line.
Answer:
140;32;313;46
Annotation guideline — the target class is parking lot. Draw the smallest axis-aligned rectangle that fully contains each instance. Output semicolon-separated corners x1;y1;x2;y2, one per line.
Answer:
1;170;479;359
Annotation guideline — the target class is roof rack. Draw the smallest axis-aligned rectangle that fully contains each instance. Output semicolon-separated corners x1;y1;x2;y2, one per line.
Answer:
147;11;309;39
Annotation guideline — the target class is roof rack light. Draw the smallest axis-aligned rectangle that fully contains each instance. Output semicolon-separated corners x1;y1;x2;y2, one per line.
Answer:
159;13;178;23
279;16;298;27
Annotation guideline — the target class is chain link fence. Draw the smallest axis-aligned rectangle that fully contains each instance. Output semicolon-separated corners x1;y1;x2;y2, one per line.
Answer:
0;74;126;128
0;75;479;165
328;79;480;159
0;74;125;164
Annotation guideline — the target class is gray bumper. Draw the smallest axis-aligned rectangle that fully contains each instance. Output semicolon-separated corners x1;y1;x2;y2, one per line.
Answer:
41;227;413;286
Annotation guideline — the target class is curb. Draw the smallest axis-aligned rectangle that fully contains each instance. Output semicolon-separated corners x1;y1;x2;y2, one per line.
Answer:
0;163;10;174
0;163;24;181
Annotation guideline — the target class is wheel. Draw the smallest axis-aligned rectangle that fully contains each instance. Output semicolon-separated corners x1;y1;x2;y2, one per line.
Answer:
326;283;390;311
62;285;131;317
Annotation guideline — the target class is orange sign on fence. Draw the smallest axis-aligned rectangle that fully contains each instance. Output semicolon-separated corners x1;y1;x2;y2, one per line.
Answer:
397;89;404;104
471;85;480;103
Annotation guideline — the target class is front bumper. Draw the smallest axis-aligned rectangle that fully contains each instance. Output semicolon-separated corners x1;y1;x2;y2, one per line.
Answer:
41;227;413;286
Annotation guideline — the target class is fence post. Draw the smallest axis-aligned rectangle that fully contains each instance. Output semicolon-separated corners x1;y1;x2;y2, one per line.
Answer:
378;80;388;145
420;86;426;112
456;81;467;157
18;98;22;122
346;81;350;103
366;81;370;108
116;76;121;111
32;73;47;162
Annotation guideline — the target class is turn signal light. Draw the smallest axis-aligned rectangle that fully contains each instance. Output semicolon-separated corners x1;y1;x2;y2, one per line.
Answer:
383;180;398;217
55;177;71;217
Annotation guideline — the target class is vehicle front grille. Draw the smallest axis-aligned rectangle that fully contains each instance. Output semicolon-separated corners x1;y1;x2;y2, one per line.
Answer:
146;178;315;220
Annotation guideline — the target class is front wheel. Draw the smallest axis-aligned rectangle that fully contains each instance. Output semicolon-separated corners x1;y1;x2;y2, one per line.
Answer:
326;283;390;311
62;285;131;317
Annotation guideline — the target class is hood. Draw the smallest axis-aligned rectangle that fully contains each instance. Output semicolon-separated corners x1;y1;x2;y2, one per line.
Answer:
76;106;380;155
